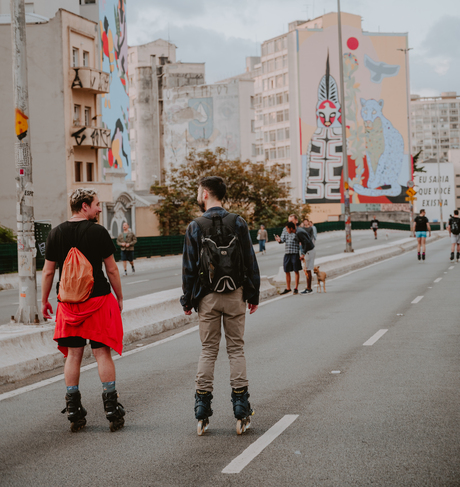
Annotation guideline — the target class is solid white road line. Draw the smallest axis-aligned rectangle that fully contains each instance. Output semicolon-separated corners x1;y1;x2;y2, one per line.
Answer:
434;278;442;283
411;296;424;304
222;415;299;474
127;279;149;285
363;329;388;346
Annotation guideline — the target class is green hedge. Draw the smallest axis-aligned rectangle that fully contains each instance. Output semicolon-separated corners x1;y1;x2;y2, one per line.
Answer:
0;221;418;273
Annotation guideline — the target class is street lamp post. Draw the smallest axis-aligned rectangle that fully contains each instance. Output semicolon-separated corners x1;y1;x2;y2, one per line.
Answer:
397;47;415;236
337;0;353;252
10;0;41;324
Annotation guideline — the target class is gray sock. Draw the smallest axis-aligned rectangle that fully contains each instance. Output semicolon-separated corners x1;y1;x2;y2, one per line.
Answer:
102;381;116;393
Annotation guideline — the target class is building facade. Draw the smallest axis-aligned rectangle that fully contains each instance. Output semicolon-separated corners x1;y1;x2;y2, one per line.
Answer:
410;92;460;163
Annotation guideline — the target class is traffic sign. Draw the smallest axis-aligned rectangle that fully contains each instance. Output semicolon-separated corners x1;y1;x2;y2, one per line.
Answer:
405;196;417;202
406;188;416;197
407;180;414;188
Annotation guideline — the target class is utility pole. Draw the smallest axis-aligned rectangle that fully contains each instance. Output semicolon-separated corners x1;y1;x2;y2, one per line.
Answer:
10;0;40;324
337;0;353;252
398;47;415;236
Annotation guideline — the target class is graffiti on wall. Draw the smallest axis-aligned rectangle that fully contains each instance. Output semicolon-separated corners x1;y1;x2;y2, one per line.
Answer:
299;21;410;208
163;83;240;168
99;0;131;176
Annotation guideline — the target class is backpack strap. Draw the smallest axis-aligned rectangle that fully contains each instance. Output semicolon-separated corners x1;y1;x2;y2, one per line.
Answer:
194;213;239;238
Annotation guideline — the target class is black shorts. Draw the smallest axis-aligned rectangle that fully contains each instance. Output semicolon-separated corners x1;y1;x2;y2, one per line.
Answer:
57;336;107;349
283;253;302;273
120;250;134;262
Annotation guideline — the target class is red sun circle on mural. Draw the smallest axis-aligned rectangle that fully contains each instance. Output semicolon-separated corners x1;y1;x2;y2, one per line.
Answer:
347;37;359;50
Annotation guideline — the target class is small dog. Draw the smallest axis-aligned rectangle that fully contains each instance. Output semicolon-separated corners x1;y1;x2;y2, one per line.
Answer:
313;265;327;293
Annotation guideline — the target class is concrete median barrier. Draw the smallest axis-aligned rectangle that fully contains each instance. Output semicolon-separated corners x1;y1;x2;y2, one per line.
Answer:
0;276;277;385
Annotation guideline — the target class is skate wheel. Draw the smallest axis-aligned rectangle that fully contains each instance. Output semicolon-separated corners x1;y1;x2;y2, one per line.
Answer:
197;419;208;436
236;419;245;435
70;418;86;433
109;418;125;432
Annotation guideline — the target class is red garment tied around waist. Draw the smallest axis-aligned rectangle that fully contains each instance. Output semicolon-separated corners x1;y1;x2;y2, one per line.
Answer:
54;293;123;357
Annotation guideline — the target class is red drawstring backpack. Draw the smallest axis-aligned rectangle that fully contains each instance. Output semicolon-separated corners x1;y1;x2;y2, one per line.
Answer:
57;224;94;303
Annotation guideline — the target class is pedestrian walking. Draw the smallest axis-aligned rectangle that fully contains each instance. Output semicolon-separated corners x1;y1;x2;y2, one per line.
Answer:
181;176;260;435
117;222;137;276
257;224;268;254
301;220;317;294
447;209;460;261
412;209;431;261
370;216;379;239
41;189;125;432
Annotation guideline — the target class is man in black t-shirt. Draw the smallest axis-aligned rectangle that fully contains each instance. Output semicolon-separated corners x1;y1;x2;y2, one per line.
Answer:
370;216;379;239
447;209;460;261
41;189;126;432
412;209;431;261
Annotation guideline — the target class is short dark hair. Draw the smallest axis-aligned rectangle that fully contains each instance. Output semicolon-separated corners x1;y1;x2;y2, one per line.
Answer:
286;221;296;230
70;188;97;213
454;210;459;216
420;209;426;213
199;176;226;201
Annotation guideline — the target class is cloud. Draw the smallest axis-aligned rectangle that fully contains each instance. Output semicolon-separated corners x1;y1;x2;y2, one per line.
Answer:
410;15;460;95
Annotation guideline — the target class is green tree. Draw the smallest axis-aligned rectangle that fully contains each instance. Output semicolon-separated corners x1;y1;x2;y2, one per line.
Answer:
0;225;16;243
413;149;426;173
151;148;310;235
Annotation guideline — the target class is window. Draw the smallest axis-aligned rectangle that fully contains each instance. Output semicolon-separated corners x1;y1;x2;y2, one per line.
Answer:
270;148;276;160
284;92;289;103
264;149;269;160
263;79;268;91
269;112;276;124
251;144;257;157
285;127;290;139
276;93;283;105
250;96;255;109
283;73;289;86
263;96;268;108
275;57;282;70
276;75;283;88
262;62;267;74
264;132;269;143
268;60;274;72
277;128;285;141
269;130;276;142
284;109;289;121
83;51;89;67
251;120;255;133
86;162;94;182
267;41;274;54
263;114;269;125
72;48;79;67
75;161;82;182
269;78;275;89
277;110;284;123
73;104;81;125
283;55;288;68
84;107;91;126
286;146;290;158
277;147;285;158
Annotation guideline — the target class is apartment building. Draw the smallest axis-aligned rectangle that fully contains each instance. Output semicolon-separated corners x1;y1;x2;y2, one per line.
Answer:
0;9;113;230
411;92;460;162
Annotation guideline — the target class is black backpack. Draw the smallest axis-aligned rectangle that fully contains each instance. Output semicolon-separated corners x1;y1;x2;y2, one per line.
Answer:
195;213;246;293
451;217;460;235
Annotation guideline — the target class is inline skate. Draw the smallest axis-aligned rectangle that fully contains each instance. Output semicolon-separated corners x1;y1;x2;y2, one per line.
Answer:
102;391;125;432
61;390;87;432
195;390;213;436
231;387;254;435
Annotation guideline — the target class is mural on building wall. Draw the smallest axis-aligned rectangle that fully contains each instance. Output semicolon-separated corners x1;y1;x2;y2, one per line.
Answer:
99;0;131;178
163;84;240;169
299;19;411;210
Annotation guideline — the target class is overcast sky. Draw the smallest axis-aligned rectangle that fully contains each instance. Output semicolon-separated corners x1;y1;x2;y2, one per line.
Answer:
127;0;460;97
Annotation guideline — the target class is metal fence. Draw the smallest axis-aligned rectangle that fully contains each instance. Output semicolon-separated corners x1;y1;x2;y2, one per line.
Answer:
0;220;421;274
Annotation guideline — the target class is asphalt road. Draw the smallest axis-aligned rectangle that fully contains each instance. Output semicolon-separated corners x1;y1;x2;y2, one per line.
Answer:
1;236;458;486
0;229;410;324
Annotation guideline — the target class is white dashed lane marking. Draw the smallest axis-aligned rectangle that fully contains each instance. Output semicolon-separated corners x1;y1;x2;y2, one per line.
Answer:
363;329;388;346
449;266;455;270
126;279;149;285
411;296;424;304
222;415;299;474
434;278;442;283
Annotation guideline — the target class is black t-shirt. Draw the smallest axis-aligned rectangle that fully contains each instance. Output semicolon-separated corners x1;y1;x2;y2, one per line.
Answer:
448;216;460;229
371;219;379;229
414;215;429;231
45;220;116;298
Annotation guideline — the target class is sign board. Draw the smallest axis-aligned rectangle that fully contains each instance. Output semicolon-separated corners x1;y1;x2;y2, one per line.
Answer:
414;163;456;222
407;180;414;188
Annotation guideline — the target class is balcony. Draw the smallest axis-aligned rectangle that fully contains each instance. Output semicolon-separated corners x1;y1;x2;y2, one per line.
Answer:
71;67;110;94
70;125;111;149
